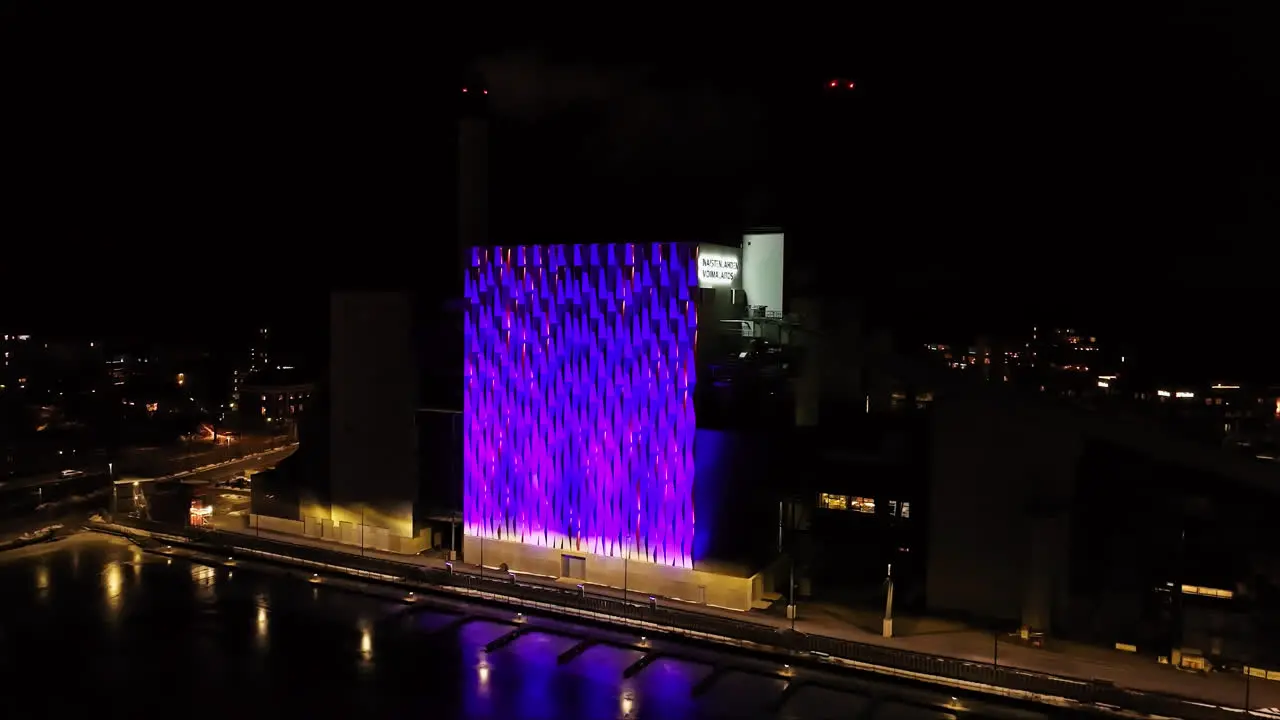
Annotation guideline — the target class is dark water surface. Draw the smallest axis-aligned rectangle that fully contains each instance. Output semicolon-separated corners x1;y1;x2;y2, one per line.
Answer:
0;535;970;719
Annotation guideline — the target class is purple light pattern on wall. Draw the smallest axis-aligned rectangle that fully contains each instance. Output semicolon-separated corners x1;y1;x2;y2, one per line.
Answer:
463;243;698;568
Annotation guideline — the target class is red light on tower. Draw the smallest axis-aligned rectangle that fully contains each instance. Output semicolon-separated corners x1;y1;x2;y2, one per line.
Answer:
462;87;468;93
829;80;837;87
847;82;856;90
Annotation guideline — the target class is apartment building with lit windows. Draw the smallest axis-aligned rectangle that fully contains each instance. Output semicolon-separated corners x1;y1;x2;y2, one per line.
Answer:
240;374;313;432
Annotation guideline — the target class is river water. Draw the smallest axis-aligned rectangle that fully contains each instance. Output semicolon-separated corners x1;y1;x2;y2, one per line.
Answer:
0;534;992;719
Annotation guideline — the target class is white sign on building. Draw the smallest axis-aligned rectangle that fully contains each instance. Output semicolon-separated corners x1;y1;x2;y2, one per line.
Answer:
697;243;742;289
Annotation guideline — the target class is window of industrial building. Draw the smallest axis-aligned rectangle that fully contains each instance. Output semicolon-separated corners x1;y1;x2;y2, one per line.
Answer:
819;494;877;513
888;500;898;516
1181;584;1233;599
818;493;848;510
901;501;910;518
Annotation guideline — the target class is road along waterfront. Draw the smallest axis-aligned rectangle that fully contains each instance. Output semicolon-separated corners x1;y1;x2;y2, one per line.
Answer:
89;517;1264;720
2;532;1069;720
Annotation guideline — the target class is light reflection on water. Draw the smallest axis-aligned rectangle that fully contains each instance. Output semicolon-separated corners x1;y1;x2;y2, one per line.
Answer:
103;560;123;613
0;536;968;719
190;562;217;587
256;604;269;647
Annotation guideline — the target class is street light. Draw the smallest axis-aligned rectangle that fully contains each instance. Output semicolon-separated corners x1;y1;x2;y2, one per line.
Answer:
883;563;894;638
779;500;796;630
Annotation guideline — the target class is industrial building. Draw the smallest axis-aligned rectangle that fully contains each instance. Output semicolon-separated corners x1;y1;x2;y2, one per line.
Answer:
924;378;1280;664
242;62;1279;661
459;238;792;610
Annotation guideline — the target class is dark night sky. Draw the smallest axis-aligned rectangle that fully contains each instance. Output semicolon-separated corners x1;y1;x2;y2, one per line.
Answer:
3;4;1276;380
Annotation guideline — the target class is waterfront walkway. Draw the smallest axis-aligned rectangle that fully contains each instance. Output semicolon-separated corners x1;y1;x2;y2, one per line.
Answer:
208;524;1274;711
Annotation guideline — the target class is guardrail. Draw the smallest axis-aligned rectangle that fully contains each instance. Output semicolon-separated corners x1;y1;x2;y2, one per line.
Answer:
116;437;294;477
111;516;1242;720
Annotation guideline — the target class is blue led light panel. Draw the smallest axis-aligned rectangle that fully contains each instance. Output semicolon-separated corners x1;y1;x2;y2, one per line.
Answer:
463;243;698;567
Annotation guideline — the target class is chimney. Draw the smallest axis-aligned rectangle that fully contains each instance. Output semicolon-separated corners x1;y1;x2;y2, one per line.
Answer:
457;76;489;262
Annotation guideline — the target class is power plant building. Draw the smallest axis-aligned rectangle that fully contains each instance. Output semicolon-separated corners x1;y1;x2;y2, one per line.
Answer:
461;238;789;610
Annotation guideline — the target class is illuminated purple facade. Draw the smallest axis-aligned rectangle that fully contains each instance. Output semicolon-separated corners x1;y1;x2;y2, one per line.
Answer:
463;243;698;568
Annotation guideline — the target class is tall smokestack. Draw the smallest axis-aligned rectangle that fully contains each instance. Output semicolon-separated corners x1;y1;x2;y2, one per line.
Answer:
457;75;489;261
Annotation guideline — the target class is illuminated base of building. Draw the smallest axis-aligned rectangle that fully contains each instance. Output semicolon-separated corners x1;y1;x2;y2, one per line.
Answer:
462;534;783;612
248;508;428;554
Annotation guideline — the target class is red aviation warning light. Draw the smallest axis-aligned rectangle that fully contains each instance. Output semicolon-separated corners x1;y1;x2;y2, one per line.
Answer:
828;78;857;91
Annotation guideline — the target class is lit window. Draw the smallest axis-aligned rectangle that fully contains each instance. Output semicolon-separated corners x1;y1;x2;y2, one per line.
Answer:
901;501;910;518
888;500;898;516
818;493;848;510
1181;584;1233;599
851;496;875;514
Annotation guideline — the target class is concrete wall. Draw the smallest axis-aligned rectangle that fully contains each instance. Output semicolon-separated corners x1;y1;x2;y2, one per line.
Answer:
925;388;1080;629
790;296;865;423
463;535;770;611
329;292;419;538
249;514;303;535
247;513;427;554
